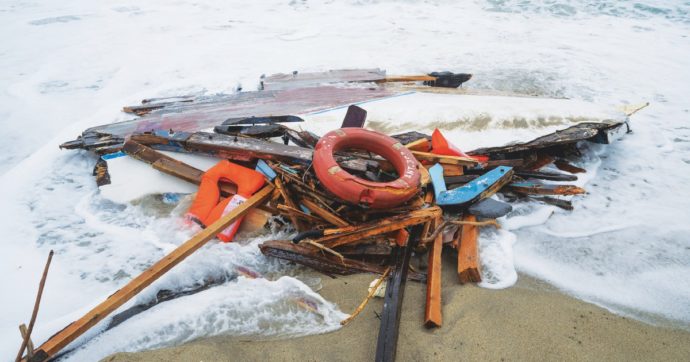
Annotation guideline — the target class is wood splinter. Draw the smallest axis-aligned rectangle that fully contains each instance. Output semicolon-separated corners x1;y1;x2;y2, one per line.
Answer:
424;217;443;328
341;267;392;326
458;215;482;284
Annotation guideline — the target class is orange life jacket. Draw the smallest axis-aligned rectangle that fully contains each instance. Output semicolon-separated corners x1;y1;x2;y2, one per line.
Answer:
186;160;265;242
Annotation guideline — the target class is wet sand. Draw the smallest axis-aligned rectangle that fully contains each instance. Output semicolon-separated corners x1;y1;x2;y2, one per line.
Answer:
106;253;690;361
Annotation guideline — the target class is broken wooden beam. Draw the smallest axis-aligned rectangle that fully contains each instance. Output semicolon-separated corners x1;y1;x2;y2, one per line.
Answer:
316;207;442;249
300;198;349;227
27;185;274;362
554;159;586;174
259;240;425;282
458;215;481;284
411;150;478;167
424;218;443;328
507;182;586;196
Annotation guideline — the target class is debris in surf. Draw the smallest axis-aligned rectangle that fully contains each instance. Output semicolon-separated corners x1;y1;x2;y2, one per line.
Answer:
19;68;641;362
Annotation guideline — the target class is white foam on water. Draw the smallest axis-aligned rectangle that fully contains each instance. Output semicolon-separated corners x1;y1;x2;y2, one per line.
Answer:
2;0;690;359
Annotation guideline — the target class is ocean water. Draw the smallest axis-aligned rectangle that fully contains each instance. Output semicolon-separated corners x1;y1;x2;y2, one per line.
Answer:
1;0;689;359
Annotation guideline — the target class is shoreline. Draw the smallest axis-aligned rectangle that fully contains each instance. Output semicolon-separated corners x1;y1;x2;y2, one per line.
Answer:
106;254;690;361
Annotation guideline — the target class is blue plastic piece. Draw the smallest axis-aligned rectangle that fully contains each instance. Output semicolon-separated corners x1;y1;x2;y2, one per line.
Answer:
430;164;513;207
255;159;277;181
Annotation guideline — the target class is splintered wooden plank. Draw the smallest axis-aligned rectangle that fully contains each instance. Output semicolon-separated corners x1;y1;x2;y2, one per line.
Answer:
458;214;481;284
318;207;442;249
554;159;586;174
411;151;478;167
507;182;585;196
300;198;349;227
274;177;306;231
259;240;426;282
28;185;274;362
425;218;443;328
186;132;315;164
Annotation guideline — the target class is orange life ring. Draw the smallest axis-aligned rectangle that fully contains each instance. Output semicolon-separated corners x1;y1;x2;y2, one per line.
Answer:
313;128;420;209
186;160;265;242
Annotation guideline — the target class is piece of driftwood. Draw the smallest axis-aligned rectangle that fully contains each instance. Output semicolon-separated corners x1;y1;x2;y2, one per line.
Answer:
340;267;391;326
300;198;349;227
529;196;574;210
458;215;481;284
274;178;307;231
425;218;443;328
92;158;111;186
316;207;442;249
411;151;478;167
16;250;53;362
515;170;578;182
554;159;586;174
259;240;426;282
522;154;555;171
507;182;585;196
26;185;273;362
18;325;34;360
469;122;624;156
375;225;424;362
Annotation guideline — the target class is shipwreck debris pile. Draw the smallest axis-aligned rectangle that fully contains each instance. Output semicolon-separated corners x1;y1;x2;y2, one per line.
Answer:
18;69;640;362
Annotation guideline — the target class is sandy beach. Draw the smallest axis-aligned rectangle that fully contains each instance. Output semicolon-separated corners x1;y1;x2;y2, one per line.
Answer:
106;254;690;361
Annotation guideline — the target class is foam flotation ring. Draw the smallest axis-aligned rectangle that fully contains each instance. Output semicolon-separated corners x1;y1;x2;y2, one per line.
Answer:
186;160;265;242
313;128;420;209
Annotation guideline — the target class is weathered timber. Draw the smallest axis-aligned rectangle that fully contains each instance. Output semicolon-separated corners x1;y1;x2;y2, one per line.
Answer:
92;158;111;186
425;218;443;328
391;131;430;146
341;267;392;326
375;225;424;362
458;215;481;284
276;204;326;225
259;240;426;282
424;163;464;177
18;325;34;360
469;122;624;156
507;182;585;196
27;185;274;362
122;140;238;195
274;178;307;231
515;170;578;182
16;250;53;362
529;196;574;210
485;158;524;168
337;242;393;259
214;124;286;138
221;115;304;126
523;154;555;171
186;132;314;164
376;75;437;83
317;207;442;249
554;159;586;174
403;138;430;152
301;198;350;227
411;151;478;167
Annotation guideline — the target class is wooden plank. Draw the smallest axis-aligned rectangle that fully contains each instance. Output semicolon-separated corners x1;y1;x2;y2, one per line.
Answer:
259;240;426;282
300;198;349;227
523;153;555;171
424;217;443;328
376;75;437;83
318;207;442;249
28;185;274;362
554;159;586;174
411;151;477;167
424;163;463;177
123;140;238;196
458;214;481;284
507;182;585;196
274;177;306;231
403;138;430;152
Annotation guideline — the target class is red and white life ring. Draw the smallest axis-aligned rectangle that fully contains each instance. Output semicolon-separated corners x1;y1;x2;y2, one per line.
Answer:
313;128;420;209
